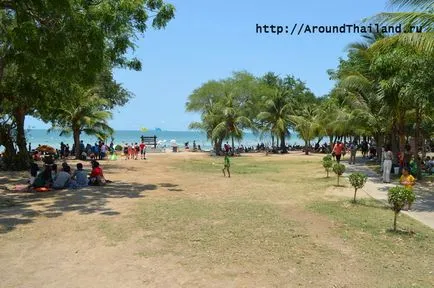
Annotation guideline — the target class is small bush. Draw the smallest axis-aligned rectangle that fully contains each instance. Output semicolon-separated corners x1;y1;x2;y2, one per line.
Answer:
333;163;346;185
115;144;123;151
349;173;367;202
322;155;333;177
387;186;416;231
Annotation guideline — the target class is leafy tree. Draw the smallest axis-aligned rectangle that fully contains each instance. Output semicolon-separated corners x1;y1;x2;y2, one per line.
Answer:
333;163;346;186
0;0;175;169
186;72;258;154
348;173;368;202
387;186;416;231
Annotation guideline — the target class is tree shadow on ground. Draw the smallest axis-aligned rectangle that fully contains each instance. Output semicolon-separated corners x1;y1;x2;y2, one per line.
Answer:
0;181;157;234
159;183;184;192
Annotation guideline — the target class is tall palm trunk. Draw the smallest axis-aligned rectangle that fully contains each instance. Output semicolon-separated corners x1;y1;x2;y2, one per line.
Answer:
13;107;29;169
375;133;384;164
304;140;309;155
271;134;274;147
73;127;81;159
328;135;334;153
280;132;287;153
414;109;422;179
231;135;235;155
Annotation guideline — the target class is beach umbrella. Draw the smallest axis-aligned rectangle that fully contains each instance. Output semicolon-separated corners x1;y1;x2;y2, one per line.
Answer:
140;127;148;133
36;145;56;154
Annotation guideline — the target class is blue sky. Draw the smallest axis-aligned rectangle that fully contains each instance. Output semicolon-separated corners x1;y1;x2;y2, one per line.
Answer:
27;0;391;131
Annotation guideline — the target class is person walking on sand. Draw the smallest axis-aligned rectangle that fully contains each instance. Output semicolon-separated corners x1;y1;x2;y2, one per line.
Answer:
222;152;231;178
382;145;393;183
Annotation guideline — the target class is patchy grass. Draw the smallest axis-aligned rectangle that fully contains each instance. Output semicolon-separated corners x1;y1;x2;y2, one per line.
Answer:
2;153;434;287
309;198;434;287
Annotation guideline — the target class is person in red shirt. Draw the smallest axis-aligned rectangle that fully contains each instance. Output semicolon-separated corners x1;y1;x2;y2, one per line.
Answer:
89;161;106;186
332;141;344;163
139;142;147;160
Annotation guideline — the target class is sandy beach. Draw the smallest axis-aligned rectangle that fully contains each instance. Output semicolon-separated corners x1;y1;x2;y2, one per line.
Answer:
1;152;433;288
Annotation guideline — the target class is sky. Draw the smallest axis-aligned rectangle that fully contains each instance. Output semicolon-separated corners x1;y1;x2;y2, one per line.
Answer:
27;0;392;131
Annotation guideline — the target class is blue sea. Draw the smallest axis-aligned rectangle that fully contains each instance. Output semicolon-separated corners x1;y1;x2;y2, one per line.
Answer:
20;129;304;151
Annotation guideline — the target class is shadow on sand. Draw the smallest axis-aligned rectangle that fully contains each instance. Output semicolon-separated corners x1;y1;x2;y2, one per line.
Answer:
0;181;158;234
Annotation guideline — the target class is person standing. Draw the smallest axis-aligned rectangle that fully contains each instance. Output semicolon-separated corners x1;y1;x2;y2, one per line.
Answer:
222;152;231;178
382;146;393;183
332;141;344;163
349;141;357;164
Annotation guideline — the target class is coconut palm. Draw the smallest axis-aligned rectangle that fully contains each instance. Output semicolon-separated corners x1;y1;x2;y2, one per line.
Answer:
212;92;251;154
50;95;113;158
369;0;434;53
257;88;293;153
289;105;320;155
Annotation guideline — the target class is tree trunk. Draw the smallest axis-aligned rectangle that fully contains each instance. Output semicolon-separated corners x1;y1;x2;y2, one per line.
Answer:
414;109;422;179
304;140;309;155
0;123;17;169
271;134;274;147
328;135;334;153
422;136;426;159
337;175;340;186
315;136;323;148
13;107;29;169
231;135;235;156
393;211;398;231
280;132;287;153
375;133;384;164
73;128;81;159
353;188;357;202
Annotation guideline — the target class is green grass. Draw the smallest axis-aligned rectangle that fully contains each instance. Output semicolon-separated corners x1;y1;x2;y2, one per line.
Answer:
174;156;320;176
308;198;434;286
135;199;307;261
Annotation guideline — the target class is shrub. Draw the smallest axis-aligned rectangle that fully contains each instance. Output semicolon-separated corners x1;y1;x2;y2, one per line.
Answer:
387;186;416;231
115;144;123;151
322;155;333;177
332;163;346;186
348;173;367;202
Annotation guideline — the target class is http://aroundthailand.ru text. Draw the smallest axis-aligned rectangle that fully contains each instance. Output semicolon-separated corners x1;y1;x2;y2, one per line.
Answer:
256;23;424;35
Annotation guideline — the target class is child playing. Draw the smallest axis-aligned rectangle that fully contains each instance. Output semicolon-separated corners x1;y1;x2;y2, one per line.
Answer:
400;167;415;210
222;152;231;178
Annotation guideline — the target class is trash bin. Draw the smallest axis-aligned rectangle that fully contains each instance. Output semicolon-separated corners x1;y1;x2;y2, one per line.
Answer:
172;146;178;152
394;167;400;175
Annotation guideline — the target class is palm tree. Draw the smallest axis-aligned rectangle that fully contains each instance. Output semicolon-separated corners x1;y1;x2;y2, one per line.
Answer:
189;101;226;153
212;92;251;154
369;0;434;53
51;95;113;159
257;88;293;153
289;105;320;155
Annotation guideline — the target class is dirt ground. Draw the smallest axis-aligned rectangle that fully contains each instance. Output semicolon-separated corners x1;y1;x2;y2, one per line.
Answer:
0;152;433;288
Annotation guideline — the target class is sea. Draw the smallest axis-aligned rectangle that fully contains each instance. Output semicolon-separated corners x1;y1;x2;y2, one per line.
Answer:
19;129;304;151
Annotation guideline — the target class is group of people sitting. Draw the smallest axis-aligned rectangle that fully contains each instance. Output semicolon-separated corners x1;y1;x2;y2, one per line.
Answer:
29;160;108;190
